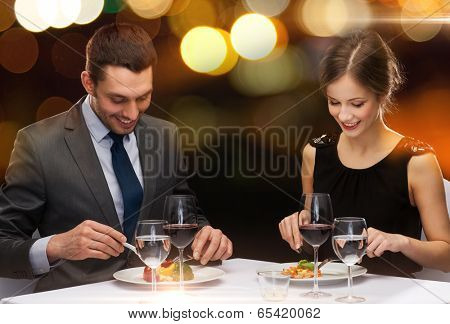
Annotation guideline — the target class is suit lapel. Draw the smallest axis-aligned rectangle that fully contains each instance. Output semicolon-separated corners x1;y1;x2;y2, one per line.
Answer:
134;119;157;221
64;98;120;229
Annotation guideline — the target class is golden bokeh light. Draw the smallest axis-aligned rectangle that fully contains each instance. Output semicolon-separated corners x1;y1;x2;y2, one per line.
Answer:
180;26;227;73
0;0;16;33
52;33;88;79
401;0;442;42
0;121;20;173
298;0;348;37
166;0;192;16
267;18;289;60
297;0;371;37
380;0;401;7
14;0;50;32
168;0;217;38
116;8;161;39
36;97;73;121
400;0;445;15
230;13;277;60
229;46;303;97
127;0;173;19
0;28;39;73
243;0;290;17
38;0;82;29
75;0;104;25
208;29;239;76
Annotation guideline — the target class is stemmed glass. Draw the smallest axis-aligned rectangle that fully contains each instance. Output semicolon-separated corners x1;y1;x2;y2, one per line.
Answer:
332;217;368;303
135;220;171;293
163;195;199;291
299;193;334;298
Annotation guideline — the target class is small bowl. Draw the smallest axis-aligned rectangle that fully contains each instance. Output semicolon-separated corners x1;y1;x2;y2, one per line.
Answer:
257;270;290;302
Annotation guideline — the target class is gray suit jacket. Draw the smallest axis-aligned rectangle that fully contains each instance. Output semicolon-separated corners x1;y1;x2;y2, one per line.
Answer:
0;97;208;292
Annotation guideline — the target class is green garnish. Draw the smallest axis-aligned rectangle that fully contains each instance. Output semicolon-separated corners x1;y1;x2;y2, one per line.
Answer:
297;260;314;270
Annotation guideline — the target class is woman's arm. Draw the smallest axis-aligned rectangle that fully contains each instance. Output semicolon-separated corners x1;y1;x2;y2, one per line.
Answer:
279;144;316;250
301;144;316;194
367;153;450;272
406;153;450;271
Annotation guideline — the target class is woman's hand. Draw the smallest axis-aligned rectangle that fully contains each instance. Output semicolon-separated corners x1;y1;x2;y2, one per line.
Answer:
366;227;409;258
279;210;310;251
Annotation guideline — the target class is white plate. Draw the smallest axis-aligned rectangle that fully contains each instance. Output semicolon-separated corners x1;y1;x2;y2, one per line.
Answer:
113;266;225;285
279;262;367;285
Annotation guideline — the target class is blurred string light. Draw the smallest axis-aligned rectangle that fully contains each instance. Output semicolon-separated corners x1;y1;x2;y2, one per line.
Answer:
14;0;50;32
0;0;16;32
51;33;88;79
180;26;227;73
75;0;104;25
229;46;304;97
116;8;161;39
37;0;81;29
36;97;73;121
230;13;277;60
103;0;125;13
168;0;217;38
208;29;239;76
0;27;39;73
243;0;290;17
127;0;173;19
401;0;444;41
297;0;372;37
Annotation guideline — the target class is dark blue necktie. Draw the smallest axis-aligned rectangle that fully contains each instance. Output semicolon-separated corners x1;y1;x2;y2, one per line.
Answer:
109;132;143;243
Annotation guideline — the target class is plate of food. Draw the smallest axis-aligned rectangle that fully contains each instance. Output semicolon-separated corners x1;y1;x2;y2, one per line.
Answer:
279;260;367;285
113;259;225;285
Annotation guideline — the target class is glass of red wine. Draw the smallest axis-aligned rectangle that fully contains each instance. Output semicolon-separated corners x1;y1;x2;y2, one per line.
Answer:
332;217;368;303
163;195;199;291
299;193;334;298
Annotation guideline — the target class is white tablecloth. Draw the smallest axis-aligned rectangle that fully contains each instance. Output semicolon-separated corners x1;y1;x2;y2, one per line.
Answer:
2;259;449;304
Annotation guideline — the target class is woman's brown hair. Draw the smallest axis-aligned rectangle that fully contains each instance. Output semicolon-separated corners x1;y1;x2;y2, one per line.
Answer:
319;30;404;113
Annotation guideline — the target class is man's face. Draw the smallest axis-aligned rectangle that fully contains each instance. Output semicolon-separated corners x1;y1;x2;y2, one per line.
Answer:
90;65;153;135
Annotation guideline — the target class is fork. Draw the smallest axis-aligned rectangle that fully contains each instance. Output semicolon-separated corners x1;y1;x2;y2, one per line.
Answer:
172;254;194;264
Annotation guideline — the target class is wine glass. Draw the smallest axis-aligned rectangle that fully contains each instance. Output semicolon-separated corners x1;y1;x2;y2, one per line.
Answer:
135;220;171;293
299;193;334;298
332;217;368;303
163;195;199;291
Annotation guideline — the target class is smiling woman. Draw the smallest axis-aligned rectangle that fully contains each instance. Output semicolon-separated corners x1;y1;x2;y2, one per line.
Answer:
279;30;450;277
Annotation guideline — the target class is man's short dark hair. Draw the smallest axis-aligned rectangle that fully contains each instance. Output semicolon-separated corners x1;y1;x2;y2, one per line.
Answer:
85;23;157;84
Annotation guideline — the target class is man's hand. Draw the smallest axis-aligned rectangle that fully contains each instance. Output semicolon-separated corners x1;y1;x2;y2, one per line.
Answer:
47;220;126;262
191;226;232;265
366;227;409;258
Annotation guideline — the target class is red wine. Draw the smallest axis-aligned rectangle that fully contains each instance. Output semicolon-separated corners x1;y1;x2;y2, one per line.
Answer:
163;224;198;248
299;224;332;247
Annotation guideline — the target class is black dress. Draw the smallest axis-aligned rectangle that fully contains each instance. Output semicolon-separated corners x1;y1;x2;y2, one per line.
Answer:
310;133;434;277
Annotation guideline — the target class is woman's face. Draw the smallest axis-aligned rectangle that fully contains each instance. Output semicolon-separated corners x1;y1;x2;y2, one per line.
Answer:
326;73;382;138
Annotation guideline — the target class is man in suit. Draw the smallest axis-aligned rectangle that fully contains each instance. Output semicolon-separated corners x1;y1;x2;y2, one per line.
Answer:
0;23;232;292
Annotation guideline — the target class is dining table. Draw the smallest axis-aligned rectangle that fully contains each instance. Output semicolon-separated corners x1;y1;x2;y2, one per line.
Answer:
1;258;449;304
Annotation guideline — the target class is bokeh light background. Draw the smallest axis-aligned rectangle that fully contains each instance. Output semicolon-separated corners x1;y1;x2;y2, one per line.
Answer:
1;0;449;261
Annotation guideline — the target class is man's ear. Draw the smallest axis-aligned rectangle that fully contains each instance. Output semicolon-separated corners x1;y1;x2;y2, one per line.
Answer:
81;71;95;96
